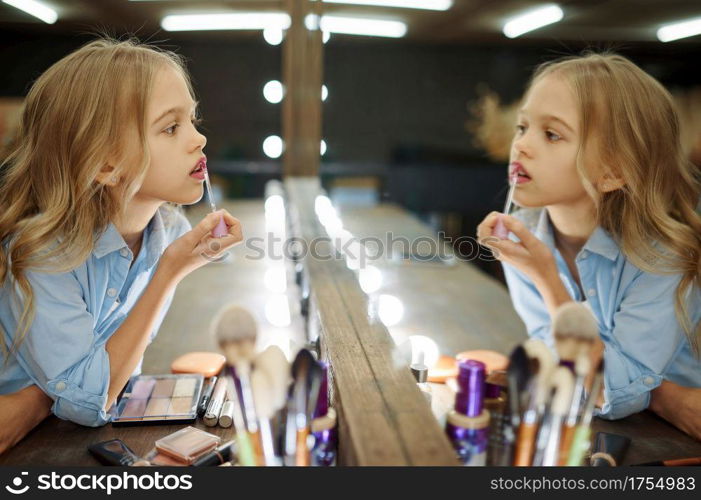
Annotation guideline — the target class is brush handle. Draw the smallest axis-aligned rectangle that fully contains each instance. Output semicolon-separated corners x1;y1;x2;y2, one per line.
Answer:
513;423;538;466
567;426;591;466
296;429;311;466
236;430;257;466
259;419;279;466
559;424;576;465
249;429;265;466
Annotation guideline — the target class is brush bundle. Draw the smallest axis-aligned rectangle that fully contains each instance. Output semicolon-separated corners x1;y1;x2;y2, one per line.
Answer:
447;302;606;466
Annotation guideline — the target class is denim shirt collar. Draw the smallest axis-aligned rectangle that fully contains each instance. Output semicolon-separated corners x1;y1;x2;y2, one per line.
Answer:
92;208;168;269
533;208;620;261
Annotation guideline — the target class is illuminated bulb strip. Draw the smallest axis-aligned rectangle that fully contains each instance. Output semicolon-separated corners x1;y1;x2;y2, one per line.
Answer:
2;0;57;24
502;4;563;39
320;15;407;38
161;13;291;32
323;0;452;11
657;17;701;42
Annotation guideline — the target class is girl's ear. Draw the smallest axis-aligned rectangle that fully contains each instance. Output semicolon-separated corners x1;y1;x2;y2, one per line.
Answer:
95;163;119;187
598;172;625;193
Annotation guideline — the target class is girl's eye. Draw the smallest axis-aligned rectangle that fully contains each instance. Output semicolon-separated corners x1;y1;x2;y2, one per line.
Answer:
164;124;179;136
546;130;562;142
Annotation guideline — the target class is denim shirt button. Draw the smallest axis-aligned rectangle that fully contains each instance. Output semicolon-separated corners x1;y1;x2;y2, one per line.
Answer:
644;376;655;386
55;381;67;392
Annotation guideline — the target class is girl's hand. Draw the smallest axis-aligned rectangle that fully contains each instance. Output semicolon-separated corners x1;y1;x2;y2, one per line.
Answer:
160;210;243;283
477;212;558;287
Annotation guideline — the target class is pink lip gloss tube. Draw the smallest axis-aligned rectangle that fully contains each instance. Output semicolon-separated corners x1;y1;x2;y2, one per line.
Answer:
202;162;228;238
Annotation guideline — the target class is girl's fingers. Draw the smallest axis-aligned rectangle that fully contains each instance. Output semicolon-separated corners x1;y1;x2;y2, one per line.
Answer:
485;238;528;261
500;214;540;248
188;211;227;244
476;211;501;244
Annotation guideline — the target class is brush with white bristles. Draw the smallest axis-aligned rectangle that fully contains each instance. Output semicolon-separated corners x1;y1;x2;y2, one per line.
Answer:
514;338;556;466
254;344;291;412
212;304;262;464
552;302;600;465
533;366;575;466
553;302;599;368
251;369;280;466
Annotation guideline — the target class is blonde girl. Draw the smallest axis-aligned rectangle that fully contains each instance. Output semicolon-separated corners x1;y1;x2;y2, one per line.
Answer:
0;38;242;435
477;53;701;439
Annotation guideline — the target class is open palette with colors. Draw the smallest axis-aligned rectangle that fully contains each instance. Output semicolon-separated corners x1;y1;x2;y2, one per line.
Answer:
110;374;204;426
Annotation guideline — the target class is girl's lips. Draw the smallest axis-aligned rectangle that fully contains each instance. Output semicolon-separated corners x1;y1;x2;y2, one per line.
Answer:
190;157;207;180
190;169;205;180
509;162;531;184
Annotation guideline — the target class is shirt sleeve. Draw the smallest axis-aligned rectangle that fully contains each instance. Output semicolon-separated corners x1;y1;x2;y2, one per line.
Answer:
3;269;111;427
502;262;559;351
596;271;690;420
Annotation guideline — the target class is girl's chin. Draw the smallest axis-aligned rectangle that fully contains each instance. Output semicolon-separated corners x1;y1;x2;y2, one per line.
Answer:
170;186;205;206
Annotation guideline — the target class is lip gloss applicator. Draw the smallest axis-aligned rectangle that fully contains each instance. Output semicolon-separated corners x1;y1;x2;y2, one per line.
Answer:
201;157;228;238
493;170;518;240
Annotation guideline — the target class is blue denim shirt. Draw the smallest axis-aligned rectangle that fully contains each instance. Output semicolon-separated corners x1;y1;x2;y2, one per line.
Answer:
502;208;701;420
0;205;190;426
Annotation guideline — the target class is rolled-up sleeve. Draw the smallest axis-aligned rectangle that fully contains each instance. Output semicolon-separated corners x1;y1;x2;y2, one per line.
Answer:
4;270;111;427
597;271;688;420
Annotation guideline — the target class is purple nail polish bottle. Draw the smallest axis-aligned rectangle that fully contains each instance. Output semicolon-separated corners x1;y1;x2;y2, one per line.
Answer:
445;359;490;466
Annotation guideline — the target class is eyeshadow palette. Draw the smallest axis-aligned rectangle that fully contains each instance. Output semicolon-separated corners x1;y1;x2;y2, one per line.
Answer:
110;374;203;426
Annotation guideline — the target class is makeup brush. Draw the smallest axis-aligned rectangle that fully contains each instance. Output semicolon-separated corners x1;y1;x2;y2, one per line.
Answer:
567;359;604;466
506;345;531;429
251;369;280;466
285;349;323;466
254;345;291;411
553;302;598;369
488;346;531;466
212;305;261;466
493;171;518;239
514;339;556;466
552;302;600;464
213;306;260;429
559;353;590;465
534;367;575;466
201;159;228;238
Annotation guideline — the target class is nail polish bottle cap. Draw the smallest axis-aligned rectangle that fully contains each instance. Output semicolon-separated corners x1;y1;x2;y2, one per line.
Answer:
455;359;486;417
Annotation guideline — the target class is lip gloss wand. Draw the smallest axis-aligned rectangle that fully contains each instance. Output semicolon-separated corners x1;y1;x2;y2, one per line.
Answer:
201;158;228;238
493;171;518;239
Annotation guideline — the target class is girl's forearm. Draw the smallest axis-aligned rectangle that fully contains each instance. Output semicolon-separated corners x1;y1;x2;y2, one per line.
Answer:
0;385;52;454
104;262;179;408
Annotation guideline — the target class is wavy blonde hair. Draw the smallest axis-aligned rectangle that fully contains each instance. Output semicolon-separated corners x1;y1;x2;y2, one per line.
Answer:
528;53;701;354
0;37;195;361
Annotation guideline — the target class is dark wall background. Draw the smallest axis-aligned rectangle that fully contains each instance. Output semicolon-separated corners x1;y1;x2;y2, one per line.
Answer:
1;27;700;165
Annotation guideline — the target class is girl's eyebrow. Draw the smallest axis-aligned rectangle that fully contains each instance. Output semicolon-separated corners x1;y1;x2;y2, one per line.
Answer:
152;100;199;126
519;108;575;134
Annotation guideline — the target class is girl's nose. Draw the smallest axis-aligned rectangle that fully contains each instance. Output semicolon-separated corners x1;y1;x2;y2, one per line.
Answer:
195;130;207;151
512;133;532;158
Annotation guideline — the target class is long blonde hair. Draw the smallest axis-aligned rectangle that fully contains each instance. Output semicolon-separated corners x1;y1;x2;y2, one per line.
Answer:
0;37;195;360
530;53;701;354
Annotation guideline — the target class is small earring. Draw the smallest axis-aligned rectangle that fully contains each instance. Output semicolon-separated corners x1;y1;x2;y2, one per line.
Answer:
111;176;118;184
